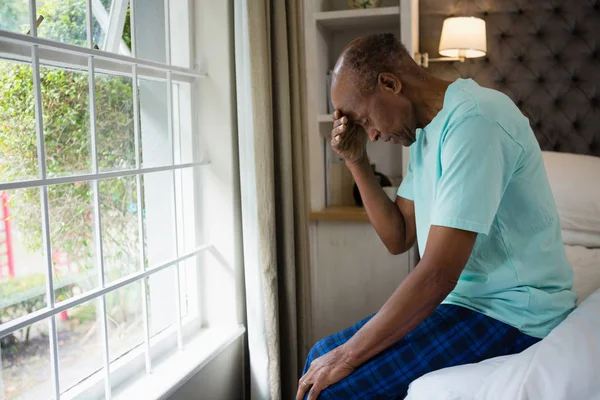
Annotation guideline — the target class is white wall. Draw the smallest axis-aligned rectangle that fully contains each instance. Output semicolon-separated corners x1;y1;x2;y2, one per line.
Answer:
169;0;247;397
169;336;244;400
309;222;410;341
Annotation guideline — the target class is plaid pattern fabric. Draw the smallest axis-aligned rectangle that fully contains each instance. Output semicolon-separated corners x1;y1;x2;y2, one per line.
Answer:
302;304;540;399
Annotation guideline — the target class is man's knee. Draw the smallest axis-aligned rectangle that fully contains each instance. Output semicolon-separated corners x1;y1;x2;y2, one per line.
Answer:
306;338;326;364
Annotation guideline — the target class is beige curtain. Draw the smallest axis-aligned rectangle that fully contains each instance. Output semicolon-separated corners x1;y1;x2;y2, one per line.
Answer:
235;0;311;399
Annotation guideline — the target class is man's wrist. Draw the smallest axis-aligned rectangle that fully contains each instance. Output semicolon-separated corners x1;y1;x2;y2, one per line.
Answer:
339;342;362;369
345;154;369;170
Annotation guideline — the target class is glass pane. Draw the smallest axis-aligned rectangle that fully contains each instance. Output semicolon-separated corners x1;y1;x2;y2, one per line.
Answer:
41;65;91;177
172;82;195;165
0;0;30;34
0;189;46;325
48;181;97;302
167;0;190;68
95;73;135;172
179;261;188;318
147;267;176;337
175;168;197;255
181;256;199;320
100;176;139;282
36;0;87;47
106;282;144;362
142;171;176;267
1;318;52;400
57;298;104;393
174;168;196;319
91;1;133;55
0;60;39;183
133;0;166;63
139;78;172;168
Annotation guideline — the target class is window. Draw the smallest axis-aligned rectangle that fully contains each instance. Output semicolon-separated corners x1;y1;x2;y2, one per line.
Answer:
0;1;210;398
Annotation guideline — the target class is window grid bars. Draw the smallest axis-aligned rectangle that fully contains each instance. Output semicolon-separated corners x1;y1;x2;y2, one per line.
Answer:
29;0;61;388
88;54;113;400
167;71;184;351
0;1;207;397
86;0;94;49
0;162;208;192
28;0;38;37
0;244;211;339
132;63;152;375
129;0;137;58
163;0;183;351
164;0;172;65
0;31;207;78
0;30;204;79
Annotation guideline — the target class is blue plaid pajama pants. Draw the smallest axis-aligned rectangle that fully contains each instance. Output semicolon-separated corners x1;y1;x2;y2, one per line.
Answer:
302;304;540;399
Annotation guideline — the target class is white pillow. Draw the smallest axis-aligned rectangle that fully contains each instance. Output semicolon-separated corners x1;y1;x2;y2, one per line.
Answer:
542;151;600;236
476;288;600;400
564;245;600;304
562;229;600;248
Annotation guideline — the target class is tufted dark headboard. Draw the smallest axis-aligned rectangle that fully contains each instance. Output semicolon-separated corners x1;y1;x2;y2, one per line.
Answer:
420;0;600;157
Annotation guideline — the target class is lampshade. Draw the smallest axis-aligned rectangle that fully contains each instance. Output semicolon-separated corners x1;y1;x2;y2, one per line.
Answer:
438;17;486;58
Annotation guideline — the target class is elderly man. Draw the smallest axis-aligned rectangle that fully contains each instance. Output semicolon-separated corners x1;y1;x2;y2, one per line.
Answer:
296;33;576;400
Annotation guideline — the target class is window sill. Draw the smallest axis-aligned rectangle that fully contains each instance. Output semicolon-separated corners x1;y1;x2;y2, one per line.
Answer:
112;325;246;399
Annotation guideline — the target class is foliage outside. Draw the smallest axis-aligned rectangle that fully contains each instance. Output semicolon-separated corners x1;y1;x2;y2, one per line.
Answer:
0;0;138;339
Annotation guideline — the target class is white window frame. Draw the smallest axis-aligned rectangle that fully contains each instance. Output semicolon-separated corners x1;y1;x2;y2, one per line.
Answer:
0;1;245;399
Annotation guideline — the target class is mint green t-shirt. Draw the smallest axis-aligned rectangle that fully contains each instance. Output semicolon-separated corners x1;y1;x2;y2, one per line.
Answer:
397;79;576;338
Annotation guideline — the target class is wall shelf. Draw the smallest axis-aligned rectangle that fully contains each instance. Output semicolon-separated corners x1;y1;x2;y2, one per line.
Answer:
315;6;400;31
309;206;369;222
304;0;416;212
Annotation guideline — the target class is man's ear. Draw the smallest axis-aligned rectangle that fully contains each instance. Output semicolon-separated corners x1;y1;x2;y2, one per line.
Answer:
378;72;402;94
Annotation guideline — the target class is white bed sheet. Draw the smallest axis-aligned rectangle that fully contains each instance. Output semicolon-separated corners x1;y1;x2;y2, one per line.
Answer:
406;245;600;400
405;356;513;400
565;244;600;304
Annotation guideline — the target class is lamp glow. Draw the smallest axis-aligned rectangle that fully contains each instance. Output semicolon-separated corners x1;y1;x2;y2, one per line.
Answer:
438;17;487;58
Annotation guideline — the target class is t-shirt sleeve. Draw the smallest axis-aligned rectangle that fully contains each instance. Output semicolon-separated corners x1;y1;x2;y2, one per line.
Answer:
431;115;523;235
397;159;414;201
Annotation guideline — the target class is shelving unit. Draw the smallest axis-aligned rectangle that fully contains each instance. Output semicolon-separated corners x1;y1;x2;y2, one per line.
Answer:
303;2;419;343
303;0;418;220
309;206;369;222
315;6;400;31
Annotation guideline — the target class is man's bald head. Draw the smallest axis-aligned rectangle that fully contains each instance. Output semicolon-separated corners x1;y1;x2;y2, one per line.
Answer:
333;33;420;94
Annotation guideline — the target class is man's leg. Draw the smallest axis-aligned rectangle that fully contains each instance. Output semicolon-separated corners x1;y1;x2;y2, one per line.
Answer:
303;304;540;399
303;314;374;374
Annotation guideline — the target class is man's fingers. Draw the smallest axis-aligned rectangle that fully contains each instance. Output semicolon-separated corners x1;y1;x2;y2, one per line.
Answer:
330;124;346;141
333;116;347;129
307;383;325;400
330;136;341;150
333;110;341;119
296;374;312;400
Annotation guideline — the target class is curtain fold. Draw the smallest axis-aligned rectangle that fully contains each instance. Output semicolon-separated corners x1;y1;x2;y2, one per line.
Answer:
236;0;311;398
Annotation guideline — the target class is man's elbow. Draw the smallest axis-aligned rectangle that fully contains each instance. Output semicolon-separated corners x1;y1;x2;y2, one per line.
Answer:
385;236;415;255
386;242;406;255
425;266;459;295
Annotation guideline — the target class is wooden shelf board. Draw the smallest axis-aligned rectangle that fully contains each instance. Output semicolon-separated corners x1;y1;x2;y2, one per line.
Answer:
315;6;400;31
309;206;369;222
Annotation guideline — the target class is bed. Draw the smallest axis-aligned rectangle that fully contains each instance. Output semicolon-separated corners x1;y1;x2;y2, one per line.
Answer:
409;2;600;395
406;151;600;400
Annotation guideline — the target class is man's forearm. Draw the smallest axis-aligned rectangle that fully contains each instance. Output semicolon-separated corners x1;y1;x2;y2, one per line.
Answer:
341;261;456;367
347;158;407;254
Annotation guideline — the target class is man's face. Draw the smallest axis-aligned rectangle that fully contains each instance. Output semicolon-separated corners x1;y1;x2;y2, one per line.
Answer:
330;73;417;146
